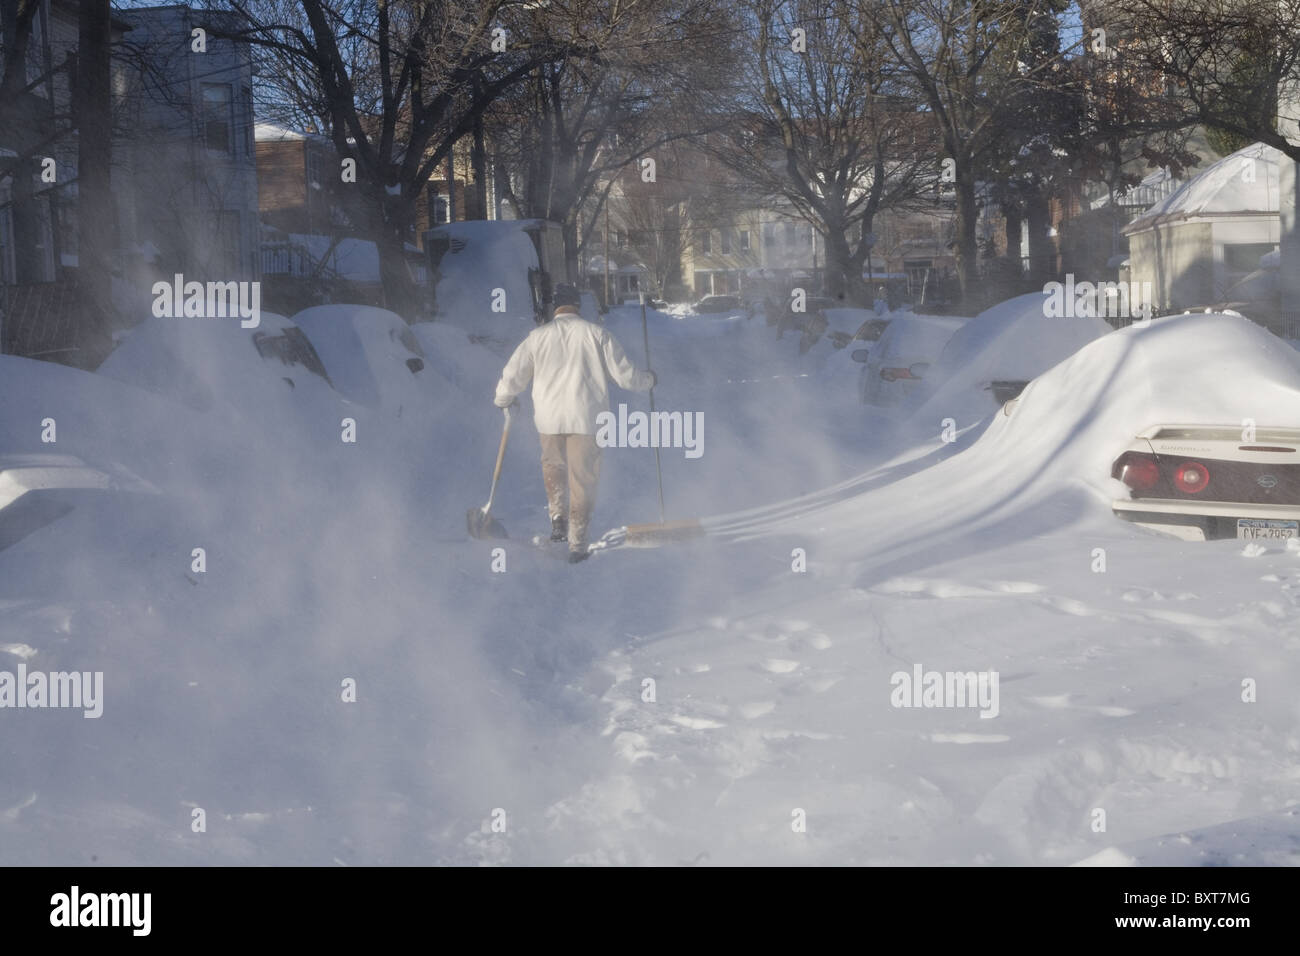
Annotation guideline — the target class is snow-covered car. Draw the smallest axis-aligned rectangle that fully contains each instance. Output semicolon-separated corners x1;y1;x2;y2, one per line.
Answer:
858;313;965;407
291;305;439;409
0;454;155;553
692;294;743;315
98;311;337;414
909;291;1113;429
1111;425;1300;541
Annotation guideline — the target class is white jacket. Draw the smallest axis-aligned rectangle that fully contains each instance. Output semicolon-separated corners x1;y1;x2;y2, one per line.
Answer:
494;309;654;435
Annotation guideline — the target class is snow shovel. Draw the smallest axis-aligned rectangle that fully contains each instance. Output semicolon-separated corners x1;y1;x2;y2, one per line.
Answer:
467;406;513;540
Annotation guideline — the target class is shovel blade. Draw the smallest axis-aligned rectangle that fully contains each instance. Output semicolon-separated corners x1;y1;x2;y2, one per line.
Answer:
466;506;508;540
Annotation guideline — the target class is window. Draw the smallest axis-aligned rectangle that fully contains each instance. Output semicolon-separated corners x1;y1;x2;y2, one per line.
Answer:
697;230;711;254
616;230;626;249
433;196;449;225
305;147;322;191
721;229;732;254
739;229;750;252
784;222;796;245
1223;242;1276;274
202;83;233;154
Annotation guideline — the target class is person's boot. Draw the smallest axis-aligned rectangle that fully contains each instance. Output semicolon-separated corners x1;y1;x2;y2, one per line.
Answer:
550;514;568;542
568;549;590;564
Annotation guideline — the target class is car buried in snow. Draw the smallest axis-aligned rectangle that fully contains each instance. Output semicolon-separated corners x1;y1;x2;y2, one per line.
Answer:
1111;425;1300;542
691;294;744;315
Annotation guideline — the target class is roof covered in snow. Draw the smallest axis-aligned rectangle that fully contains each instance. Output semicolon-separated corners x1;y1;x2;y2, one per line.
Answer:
255;122;332;145
1123;142;1283;233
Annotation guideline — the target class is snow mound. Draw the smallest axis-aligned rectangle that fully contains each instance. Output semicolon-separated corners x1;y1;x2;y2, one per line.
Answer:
737;313;1300;563
409;320;507;400
97;311;336;416
912;291;1113;428
977;312;1300;497
429;221;540;351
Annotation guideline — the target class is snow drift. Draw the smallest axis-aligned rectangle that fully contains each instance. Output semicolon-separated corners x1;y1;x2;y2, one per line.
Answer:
714;312;1300;567
911;291;1114;430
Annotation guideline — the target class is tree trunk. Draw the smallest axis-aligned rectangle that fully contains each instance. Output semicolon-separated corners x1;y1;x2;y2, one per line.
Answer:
374;196;416;318
77;0;113;364
561;215;579;285
1003;204;1022;263
471;115;488;220
822;229;869;305
953;176;980;308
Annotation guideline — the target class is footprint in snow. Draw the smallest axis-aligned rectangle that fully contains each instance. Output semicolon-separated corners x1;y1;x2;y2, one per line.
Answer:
796;632;832;651
1029;694;1134;717
991;580;1045;594
1121;587;1166;603
669;714;726;730
759;658;800;674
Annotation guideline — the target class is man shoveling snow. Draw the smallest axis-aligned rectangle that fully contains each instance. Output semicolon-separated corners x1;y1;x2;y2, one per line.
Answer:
494;283;656;563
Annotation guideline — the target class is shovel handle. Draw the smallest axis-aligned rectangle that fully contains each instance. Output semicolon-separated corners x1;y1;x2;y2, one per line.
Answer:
484;406;512;513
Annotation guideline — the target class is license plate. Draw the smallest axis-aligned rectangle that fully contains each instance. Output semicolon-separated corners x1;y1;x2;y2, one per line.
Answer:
1237;518;1300;540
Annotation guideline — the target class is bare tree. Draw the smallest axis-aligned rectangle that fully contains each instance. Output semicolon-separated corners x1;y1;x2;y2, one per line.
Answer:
710;0;938;304
860;0;1084;302
222;0;565;316
488;0;734;282
1099;0;1300;161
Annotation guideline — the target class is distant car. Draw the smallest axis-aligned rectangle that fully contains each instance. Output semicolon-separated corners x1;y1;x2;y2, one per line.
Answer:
1111;425;1300;541
692;294;743;314
858;314;964;406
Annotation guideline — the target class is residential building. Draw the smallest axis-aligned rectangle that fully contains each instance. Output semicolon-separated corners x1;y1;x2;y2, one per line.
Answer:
115;4;260;285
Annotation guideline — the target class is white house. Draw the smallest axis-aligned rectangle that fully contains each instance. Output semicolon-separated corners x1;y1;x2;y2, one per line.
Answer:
1121;142;1282;312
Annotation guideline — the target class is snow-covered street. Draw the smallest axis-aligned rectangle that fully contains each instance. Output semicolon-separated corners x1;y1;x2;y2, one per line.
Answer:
3;305;1297;866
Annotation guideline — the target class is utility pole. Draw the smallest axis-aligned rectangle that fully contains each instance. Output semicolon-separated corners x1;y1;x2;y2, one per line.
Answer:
604;197;612;308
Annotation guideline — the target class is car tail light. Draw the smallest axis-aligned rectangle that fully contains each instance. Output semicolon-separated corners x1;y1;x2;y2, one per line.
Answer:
1173;461;1210;494
1115;452;1159;491
881;367;917;381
